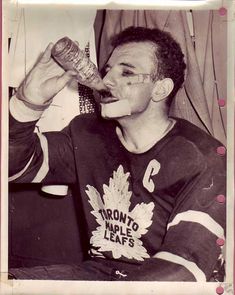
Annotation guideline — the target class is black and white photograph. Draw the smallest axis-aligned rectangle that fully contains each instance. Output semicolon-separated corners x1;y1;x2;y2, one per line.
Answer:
1;0;234;294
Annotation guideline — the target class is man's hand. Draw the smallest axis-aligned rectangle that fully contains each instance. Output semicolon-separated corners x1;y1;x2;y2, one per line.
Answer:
17;43;77;107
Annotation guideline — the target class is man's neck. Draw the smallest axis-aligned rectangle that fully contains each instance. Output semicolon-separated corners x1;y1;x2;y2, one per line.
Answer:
116;108;174;154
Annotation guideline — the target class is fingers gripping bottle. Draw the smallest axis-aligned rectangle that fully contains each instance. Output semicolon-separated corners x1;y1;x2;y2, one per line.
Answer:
51;37;106;91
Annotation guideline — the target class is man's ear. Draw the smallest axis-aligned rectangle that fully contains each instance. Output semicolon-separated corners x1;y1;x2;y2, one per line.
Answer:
151;78;174;102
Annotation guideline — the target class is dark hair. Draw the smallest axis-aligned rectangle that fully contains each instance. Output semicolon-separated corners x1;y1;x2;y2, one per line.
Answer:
111;26;186;103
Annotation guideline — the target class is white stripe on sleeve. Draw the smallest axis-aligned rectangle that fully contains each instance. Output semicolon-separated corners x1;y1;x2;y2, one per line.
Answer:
167;210;225;239
153;251;207;281
32;133;49;182
9;152;35;182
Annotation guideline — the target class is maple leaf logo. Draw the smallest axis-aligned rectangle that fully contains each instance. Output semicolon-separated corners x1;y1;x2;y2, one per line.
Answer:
85;165;155;261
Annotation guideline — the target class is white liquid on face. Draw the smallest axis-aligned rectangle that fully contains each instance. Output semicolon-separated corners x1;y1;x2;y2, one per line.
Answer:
101;100;131;118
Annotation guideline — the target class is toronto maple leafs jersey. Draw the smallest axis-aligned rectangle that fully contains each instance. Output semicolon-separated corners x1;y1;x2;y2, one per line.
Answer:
9;113;226;281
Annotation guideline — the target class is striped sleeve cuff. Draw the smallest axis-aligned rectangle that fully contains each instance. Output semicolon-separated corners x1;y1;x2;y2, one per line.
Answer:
9;133;49;183
153;251;207;281
167;210;225;240
10;95;46;122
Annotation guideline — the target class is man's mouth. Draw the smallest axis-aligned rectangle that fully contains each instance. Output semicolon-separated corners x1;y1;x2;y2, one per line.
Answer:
100;97;118;104
100;90;118;104
98;89;118;104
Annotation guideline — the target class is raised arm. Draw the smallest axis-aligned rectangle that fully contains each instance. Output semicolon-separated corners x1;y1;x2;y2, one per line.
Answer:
9;43;77;183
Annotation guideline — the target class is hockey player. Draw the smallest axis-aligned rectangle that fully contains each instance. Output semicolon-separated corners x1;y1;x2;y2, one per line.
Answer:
9;27;226;281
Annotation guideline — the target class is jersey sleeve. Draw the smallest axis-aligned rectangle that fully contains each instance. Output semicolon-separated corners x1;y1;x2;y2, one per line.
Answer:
9;114;76;184
128;146;226;281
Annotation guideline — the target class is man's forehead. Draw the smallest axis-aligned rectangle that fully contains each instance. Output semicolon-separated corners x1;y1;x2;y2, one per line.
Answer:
107;41;158;65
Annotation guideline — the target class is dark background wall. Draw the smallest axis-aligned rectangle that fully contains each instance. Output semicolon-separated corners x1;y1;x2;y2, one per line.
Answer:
9;184;86;268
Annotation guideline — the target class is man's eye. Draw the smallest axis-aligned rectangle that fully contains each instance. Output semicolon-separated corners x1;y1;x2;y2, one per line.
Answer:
122;70;134;77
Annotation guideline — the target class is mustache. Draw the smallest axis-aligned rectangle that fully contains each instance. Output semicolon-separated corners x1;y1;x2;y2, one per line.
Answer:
98;89;112;98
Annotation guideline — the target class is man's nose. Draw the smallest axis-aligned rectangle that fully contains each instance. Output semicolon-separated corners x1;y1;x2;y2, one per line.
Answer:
103;70;116;89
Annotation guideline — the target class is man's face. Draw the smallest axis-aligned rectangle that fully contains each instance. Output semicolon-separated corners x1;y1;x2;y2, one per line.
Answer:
101;42;158;119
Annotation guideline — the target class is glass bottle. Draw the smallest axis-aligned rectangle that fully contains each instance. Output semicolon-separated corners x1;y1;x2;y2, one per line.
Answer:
51;36;106;91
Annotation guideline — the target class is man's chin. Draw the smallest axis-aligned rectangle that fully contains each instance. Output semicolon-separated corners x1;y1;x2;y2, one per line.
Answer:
100;100;131;119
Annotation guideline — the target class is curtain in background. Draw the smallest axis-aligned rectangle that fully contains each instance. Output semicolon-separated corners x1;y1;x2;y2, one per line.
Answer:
95;10;227;145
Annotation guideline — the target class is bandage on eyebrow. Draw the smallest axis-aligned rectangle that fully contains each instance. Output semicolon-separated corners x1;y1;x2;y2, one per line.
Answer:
126;74;153;85
51;37;106;91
